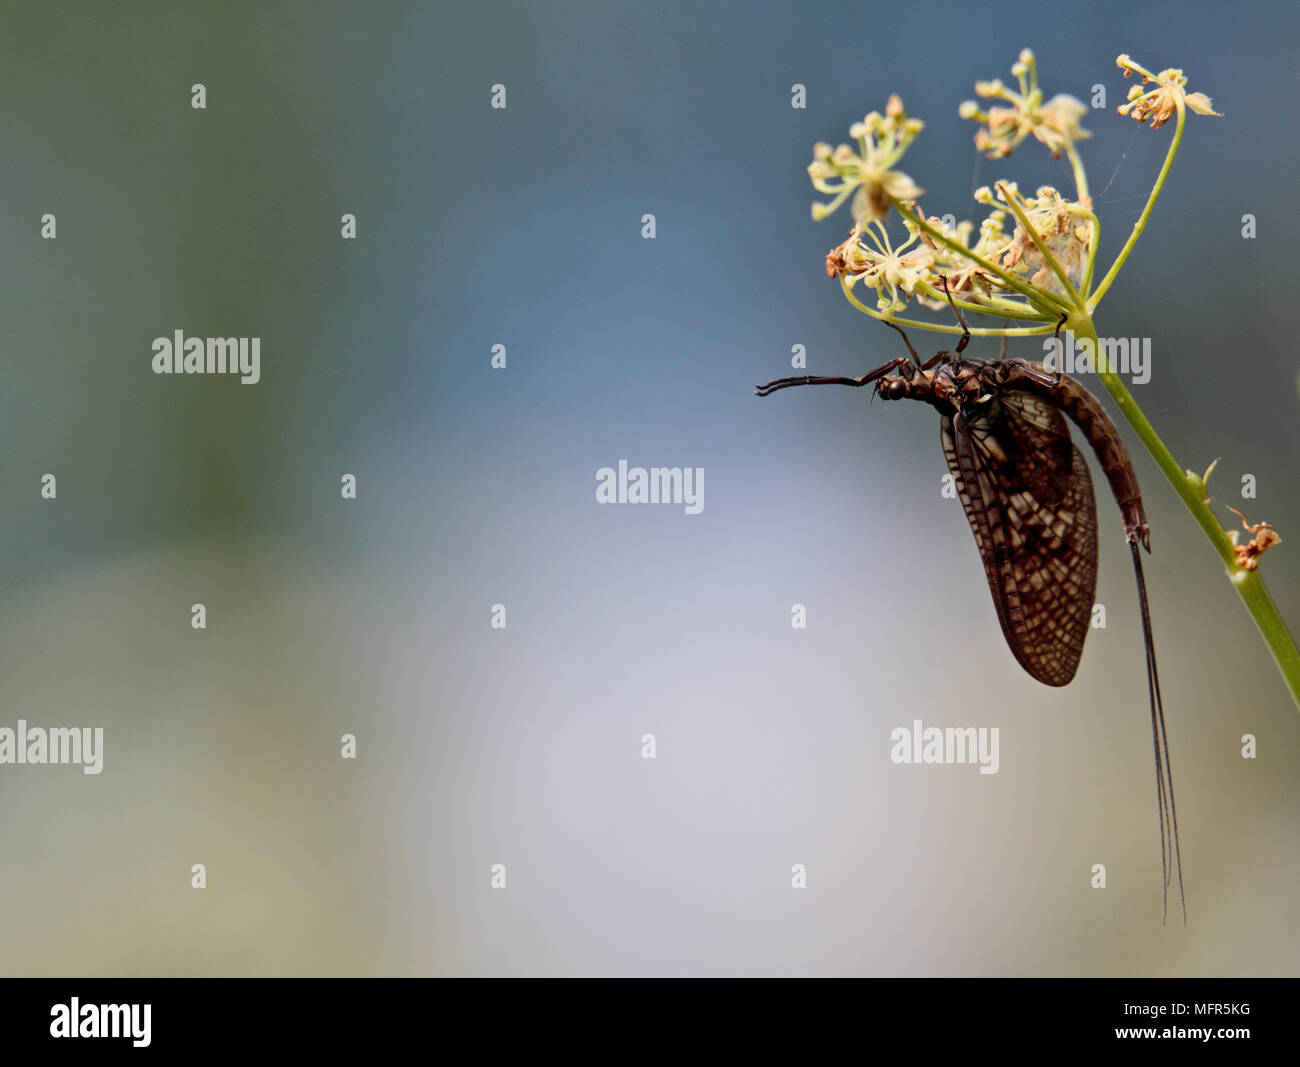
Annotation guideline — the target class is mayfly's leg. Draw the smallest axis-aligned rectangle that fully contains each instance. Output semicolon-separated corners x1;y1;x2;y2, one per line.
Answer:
1054;311;1067;339
882;318;923;368
754;358;907;397
939;276;972;355
998;318;1009;360
896;314;947;369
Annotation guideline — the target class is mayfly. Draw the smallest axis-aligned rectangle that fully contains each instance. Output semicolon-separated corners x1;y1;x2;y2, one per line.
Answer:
756;282;1184;922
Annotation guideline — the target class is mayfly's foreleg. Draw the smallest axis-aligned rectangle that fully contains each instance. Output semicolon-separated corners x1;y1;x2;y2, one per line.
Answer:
754;357;907;397
881;317;923;368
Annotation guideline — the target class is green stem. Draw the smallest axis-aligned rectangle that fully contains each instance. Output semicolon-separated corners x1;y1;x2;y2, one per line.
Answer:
839;276;1055;337
912;282;1055;322
1078;210;1101;297
1071;315;1300;710
1088;100;1186;312
1234;572;1300;709
1065;142;1090;204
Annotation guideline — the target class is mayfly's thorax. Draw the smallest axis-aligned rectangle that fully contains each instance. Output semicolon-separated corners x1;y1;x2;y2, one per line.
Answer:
936;360;1005;412
879;359;1005;416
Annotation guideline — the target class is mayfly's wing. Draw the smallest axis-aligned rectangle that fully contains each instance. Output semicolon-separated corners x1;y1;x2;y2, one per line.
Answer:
997;391;1075;507
940;393;1100;686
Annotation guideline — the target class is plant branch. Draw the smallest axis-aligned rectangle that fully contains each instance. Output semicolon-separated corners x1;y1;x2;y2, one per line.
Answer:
840;275;1056;336
1065;141;1090;204
1088;99;1186;311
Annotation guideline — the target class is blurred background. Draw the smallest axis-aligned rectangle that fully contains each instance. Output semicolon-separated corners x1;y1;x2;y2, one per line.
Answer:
0;0;1295;976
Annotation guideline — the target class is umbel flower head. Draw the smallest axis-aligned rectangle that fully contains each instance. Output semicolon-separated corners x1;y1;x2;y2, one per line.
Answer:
825;218;935;312
914;210;1014;306
975;182;1094;293
959;49;1089;160
808;94;924;224
806;48;1215;322
1116;54;1221;129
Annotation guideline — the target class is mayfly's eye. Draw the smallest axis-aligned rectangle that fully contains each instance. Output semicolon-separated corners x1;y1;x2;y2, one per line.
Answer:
885;379;907;400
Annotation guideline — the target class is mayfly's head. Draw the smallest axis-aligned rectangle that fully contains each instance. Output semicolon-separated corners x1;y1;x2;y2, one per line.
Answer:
873;359;925;402
875;374;912;402
876;355;956;410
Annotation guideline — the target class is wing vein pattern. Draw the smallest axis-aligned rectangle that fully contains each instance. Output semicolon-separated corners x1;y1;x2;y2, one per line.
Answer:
941;391;1099;686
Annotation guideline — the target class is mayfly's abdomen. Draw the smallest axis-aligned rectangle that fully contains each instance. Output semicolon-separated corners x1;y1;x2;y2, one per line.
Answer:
1000;360;1149;546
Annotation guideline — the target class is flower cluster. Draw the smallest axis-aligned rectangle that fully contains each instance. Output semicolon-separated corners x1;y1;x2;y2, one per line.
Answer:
824;219;935;313
806;49;1213;320
912;211;1014;308
808;94;924;224
959;49;1089;160
825;181;1094;313
975;183;1094;294
1116;54;1220;129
